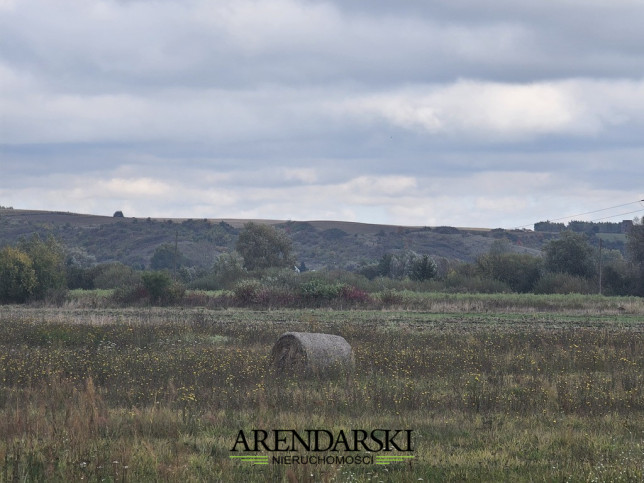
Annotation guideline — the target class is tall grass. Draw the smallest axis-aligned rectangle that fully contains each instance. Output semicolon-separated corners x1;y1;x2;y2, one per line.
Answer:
63;287;644;314
1;306;643;481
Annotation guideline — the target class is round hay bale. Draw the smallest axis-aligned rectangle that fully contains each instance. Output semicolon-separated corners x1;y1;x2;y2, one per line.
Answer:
271;332;354;377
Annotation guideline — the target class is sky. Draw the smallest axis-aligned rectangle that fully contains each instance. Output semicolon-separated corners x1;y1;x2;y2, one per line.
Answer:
1;0;643;228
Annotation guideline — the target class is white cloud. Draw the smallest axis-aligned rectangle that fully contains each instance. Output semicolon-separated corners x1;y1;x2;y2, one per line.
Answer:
2;163;642;228
4;77;643;145
349;79;644;140
99;178;172;198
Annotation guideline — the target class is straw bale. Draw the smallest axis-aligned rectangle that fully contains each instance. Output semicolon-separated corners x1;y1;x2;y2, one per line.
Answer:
271;332;354;377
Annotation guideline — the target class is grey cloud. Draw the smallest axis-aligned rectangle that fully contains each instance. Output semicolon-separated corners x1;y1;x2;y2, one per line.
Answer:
2;0;644;227
3;0;644;96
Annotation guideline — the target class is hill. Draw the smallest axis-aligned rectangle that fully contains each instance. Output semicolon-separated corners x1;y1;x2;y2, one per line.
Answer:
0;208;553;271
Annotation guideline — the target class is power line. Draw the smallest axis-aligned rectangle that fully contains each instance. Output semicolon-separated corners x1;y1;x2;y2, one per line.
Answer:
586;208;644;224
516;198;644;229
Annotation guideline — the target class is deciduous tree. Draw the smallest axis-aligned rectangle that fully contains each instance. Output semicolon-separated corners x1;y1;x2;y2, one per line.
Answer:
0;246;37;303
626;220;644;294
543;231;596;279
18;235;66;298
236;223;294;271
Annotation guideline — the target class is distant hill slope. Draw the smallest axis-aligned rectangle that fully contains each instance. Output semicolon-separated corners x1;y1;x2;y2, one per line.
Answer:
0;208;552;270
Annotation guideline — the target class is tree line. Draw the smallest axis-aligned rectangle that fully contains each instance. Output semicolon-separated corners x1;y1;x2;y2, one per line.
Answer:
1;221;644;305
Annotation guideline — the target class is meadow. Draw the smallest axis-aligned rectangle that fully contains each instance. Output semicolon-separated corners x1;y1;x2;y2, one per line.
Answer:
1;295;643;482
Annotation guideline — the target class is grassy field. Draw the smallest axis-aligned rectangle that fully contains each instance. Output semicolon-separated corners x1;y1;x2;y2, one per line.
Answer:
1;297;643;481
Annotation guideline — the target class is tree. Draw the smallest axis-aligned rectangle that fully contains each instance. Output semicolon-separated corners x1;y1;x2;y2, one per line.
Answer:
367;250;437;281
236;223;294;271
0;246;37;303
150;243;187;271
376;253;394;278
212;251;246;287
626;220;644;294
18;235;66;298
543;231;596;278
65;247;97;290
626;220;644;267
477;252;543;293
410;254;438;281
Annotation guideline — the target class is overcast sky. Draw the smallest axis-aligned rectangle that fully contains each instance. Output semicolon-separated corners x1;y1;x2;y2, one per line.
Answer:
1;0;643;228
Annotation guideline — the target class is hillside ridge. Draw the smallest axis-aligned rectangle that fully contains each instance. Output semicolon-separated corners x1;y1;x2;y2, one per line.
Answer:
0;208;556;270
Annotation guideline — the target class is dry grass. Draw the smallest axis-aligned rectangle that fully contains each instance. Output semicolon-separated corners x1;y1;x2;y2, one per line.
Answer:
0;304;643;481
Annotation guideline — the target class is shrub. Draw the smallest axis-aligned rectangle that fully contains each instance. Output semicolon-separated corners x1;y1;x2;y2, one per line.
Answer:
141;271;185;305
233;279;264;305
42;288;70;307
444;272;511;294
476;252;543;293
533;273;595;295
339;285;372;305
188;273;220;291
92;263;141;289
112;285;149;305
378;289;405;306
300;279;343;302
212;251;247;288
66;265;95;290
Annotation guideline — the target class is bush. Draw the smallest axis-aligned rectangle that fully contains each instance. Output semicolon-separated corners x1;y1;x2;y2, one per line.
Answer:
378;289;405;306
188;273;220;291
339;285;372;305
300;279;344;302
212;251;247;288
41;288;70;307
233;279;264;305
476;253;543;293
533;273;596;295
141;271;185;305
112;285;149;305
66;265;95;290
601;265;632;296
231;279;299;308
443;272;511;294
93;263;141;289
